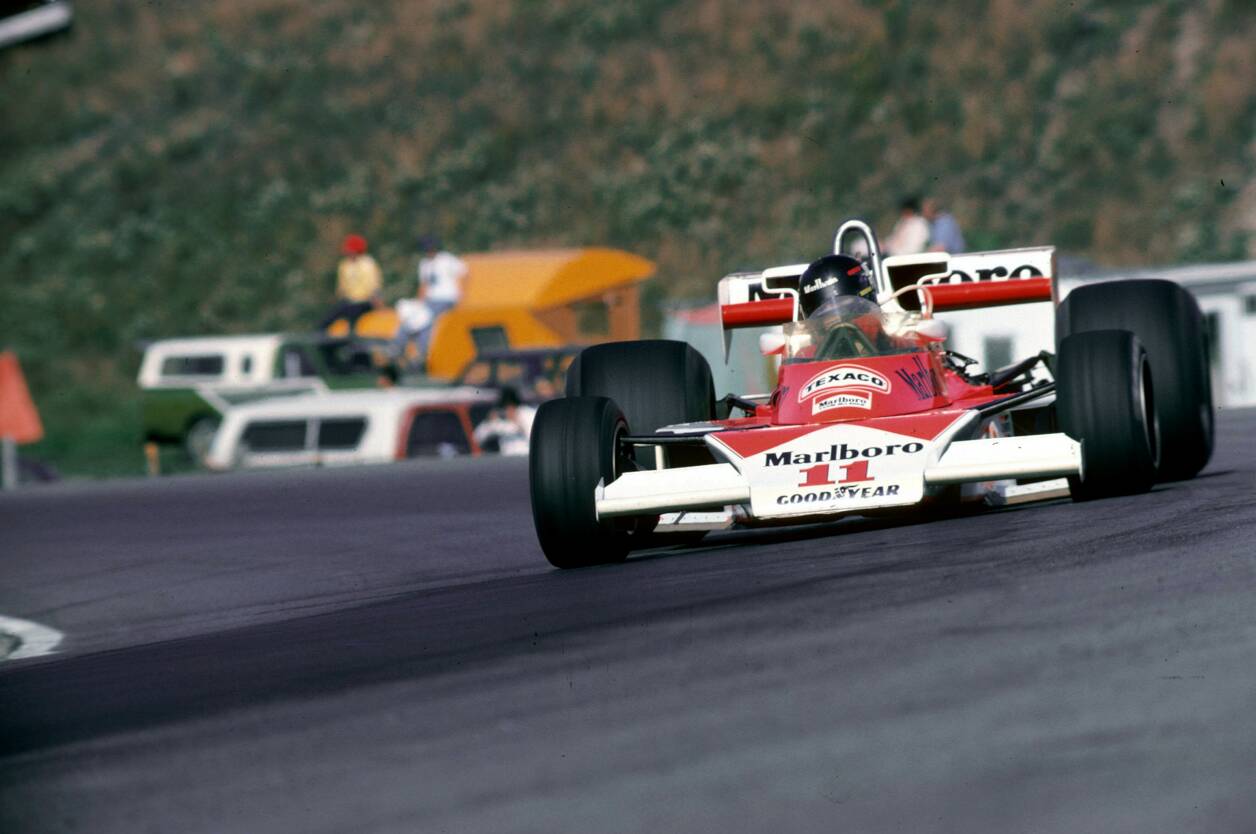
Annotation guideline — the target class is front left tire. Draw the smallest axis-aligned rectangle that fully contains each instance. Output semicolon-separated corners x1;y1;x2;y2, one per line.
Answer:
529;396;633;569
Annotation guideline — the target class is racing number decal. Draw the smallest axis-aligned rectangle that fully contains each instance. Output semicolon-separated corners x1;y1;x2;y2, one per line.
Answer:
839;460;872;483
798;463;831;487
797;460;873;488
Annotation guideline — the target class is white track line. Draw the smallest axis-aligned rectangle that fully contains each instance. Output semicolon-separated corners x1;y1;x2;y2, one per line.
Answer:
0;615;64;660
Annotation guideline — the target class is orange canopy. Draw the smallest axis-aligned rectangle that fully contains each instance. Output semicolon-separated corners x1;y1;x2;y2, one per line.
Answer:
341;248;656;378
456;248;656;310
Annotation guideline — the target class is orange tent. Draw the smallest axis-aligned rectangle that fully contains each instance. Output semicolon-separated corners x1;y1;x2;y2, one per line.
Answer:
0;352;43;444
337;248;656;379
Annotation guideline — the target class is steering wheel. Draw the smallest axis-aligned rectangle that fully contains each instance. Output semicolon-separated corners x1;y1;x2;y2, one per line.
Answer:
816;323;880;360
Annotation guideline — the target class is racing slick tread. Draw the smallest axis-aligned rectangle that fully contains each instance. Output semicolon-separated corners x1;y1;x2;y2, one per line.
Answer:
529;396;631;568
1057;330;1159;501
565;340;715;467
1056;279;1213;480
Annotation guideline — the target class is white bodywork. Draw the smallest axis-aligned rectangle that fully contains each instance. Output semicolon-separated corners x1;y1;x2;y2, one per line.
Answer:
596;416;1081;521
206;387;493;471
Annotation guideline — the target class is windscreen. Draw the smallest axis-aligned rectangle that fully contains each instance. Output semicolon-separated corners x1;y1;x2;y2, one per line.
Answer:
782;298;925;364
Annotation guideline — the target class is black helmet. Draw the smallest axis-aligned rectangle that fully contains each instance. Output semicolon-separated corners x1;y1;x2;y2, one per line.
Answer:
798;254;874;318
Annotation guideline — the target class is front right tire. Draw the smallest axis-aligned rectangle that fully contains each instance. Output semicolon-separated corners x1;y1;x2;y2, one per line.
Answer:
1057;329;1160;501
1056;279;1212;480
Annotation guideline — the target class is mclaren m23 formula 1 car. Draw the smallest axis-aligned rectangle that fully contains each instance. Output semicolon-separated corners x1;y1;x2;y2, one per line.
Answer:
528;219;1214;568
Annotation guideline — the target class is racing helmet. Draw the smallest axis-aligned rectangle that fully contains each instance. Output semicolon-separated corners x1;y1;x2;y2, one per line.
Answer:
798;254;875;319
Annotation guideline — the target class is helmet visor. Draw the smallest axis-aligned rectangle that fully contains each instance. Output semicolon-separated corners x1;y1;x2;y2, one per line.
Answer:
809;294;881;324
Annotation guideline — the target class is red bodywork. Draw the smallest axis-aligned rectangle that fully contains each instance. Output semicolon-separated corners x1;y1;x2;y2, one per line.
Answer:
774;352;950;424
708;351;1003;443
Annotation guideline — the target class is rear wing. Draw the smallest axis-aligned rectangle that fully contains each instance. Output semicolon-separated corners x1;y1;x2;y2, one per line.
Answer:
716;264;806;359
719;219;1057;355
880;247;1057;313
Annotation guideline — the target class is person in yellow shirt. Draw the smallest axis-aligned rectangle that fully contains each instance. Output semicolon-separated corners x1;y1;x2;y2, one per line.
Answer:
318;234;384;330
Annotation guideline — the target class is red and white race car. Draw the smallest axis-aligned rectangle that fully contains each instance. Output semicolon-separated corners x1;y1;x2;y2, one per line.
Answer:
529;220;1214;568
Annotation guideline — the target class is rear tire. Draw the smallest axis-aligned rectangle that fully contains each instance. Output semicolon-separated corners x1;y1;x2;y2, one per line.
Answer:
565;340;715;449
1056;279;1212;480
1057;330;1159;501
529;396;632;568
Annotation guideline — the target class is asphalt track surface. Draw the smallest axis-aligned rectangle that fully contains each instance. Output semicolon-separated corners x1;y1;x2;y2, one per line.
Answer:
2;409;1255;833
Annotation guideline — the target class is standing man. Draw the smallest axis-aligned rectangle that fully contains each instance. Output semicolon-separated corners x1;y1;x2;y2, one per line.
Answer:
319;234;383;330
407;234;467;368
924;197;967;253
883;197;930;256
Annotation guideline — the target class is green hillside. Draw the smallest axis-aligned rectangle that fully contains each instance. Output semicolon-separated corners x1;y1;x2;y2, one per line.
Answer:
3;0;1255;475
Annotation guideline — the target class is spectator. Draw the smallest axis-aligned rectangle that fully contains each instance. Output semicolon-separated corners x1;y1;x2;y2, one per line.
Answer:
392;234;467;369
883;197;930;256
472;387;536;456
318;234;383;330
924;197;967;253
390;296;433;368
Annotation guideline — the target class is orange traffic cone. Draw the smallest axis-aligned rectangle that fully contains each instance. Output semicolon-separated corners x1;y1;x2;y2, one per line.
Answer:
0;352;44;490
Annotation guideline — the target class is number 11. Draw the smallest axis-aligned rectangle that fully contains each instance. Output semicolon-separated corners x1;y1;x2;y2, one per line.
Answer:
797;460;872;488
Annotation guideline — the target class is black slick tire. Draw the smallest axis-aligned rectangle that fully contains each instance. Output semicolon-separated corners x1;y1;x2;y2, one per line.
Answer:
1057;330;1160;501
565;340;715;453
1056;279;1212;480
529;396;632;569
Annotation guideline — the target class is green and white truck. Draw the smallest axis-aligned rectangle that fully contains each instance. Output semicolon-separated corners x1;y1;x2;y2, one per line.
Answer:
138;334;383;461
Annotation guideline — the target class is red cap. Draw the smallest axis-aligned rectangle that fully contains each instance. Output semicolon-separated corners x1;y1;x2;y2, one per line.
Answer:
342;234;368;255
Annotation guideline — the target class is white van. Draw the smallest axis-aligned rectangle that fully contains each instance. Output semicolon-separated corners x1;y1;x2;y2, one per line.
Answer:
205;388;496;471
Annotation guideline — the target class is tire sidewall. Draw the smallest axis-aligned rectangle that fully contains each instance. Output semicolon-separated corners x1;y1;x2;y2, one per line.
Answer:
1057;330;1158;500
528;397;631;568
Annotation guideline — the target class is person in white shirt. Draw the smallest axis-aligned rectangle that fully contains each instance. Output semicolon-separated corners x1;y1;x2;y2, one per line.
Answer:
418;235;467;307
883;196;930;256
473;388;536;456
391;234;468;369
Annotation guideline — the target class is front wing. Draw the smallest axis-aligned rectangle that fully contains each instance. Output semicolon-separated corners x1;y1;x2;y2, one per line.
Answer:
596;412;1081;522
